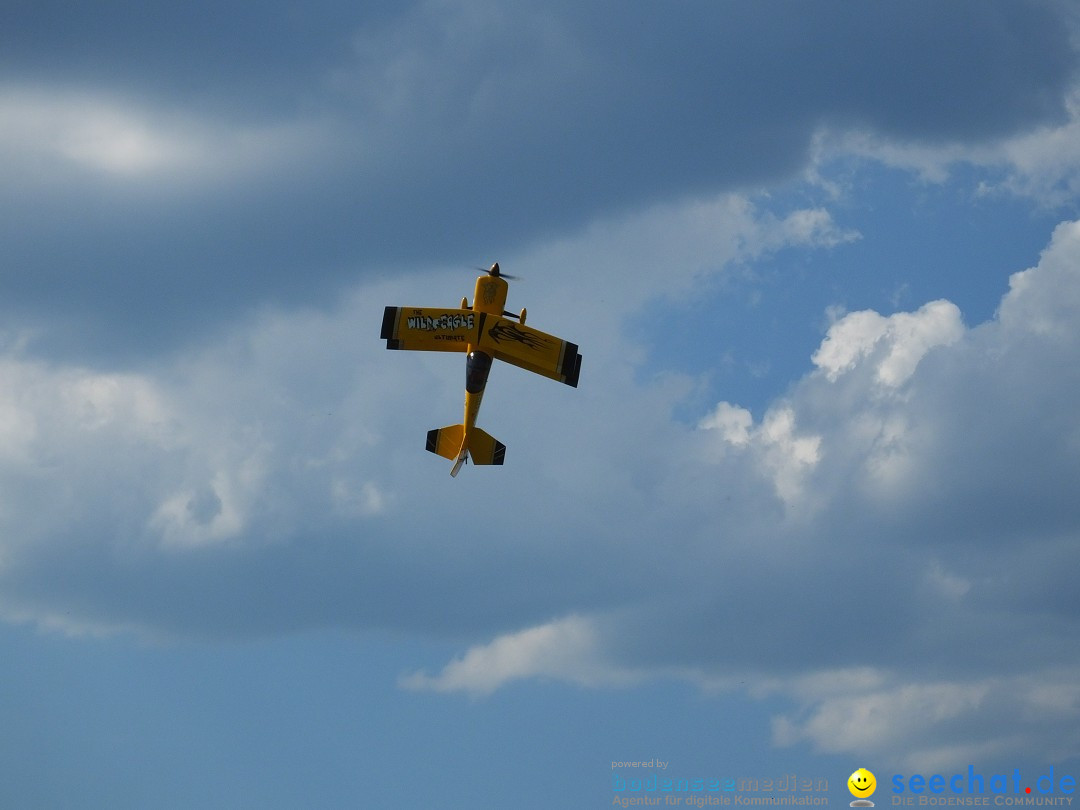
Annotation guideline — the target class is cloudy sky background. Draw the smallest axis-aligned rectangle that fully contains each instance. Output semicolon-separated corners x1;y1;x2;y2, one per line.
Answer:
3;1;1080;806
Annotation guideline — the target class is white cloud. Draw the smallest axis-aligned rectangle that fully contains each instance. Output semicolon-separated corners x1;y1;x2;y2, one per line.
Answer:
330;479;388;518
771;207;861;249
699;402;753;447
771;670;1080;771
0;87;327;184
924;560;972;600
812;300;964;386
778;680;992;757
700;403;823;509
399;614;640;695
0;356;177;469
987;88;1080;206
999;219;1080;340
810;83;1080;207
0;90;191;174
151;461;266;549
756;407;822;507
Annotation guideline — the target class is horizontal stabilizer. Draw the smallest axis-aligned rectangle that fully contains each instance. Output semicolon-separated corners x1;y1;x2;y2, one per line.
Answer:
425;424;505;472
426;424;465;461
467;427;506;466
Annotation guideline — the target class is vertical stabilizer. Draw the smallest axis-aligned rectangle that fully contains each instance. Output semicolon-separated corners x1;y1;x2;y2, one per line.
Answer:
450;449;468;477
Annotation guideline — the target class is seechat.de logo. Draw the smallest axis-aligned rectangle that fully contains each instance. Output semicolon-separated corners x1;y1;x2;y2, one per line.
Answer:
891;765;1077;804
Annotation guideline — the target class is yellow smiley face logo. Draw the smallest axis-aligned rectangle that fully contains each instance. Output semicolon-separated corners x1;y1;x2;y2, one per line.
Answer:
848;768;877;798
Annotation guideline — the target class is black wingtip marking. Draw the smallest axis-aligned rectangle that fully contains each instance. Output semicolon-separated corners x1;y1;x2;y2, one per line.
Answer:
561;343;582;387
381;306;399;341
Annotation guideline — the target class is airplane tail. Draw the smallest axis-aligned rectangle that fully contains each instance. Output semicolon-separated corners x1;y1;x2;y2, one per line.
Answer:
426;424;506;476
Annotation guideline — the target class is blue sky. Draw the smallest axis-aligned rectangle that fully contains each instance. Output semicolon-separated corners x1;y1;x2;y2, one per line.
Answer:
3;2;1080;807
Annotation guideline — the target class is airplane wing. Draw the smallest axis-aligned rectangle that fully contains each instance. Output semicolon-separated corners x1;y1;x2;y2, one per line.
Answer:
478;316;581;387
382;306;581;386
381;306;480;352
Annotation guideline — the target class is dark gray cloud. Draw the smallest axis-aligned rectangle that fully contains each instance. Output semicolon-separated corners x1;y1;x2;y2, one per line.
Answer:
0;0;397;107
1;0;1076;361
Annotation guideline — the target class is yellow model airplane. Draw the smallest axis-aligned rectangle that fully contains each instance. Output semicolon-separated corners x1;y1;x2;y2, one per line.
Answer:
381;263;582;476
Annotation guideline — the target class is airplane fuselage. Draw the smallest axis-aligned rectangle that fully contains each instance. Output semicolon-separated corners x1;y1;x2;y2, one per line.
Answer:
461;271;508;434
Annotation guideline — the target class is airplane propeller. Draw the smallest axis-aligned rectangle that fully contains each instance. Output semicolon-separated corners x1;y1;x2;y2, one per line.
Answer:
480;262;522;281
